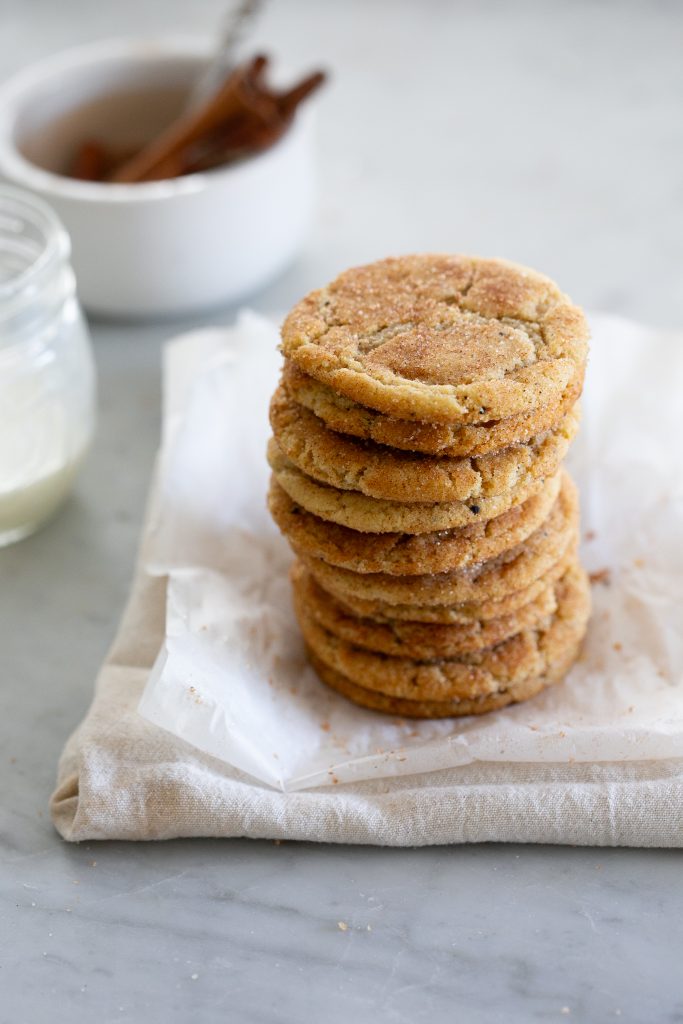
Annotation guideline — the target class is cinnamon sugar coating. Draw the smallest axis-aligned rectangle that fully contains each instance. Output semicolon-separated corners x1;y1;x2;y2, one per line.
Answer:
282;359;584;457
298;472;579;608
292;560;559;659
269;253;590;718
297;562;590;703
270;384;579;504
281;255;589;424
267;471;562;576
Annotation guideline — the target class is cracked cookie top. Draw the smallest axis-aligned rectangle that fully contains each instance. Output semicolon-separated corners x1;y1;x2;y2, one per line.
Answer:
281;255;589;424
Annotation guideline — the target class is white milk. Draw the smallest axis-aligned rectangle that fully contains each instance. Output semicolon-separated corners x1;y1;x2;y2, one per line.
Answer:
0;375;91;540
0;186;95;546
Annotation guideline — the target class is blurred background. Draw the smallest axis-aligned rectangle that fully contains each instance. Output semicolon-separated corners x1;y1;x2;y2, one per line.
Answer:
2;0;682;324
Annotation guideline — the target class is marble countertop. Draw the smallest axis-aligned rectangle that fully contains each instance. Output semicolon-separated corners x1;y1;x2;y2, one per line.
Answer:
1;2;682;1021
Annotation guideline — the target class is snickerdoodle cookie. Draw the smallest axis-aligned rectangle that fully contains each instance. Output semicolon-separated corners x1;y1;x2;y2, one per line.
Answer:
267;471;562;576
282;359;585;457
270;385;579;504
298;562;590;704
299;472;578;609
267;435;568;535
328;546;576;625
281;255;589;424
291;560;559;659
307;634;581;718
269;253;590;719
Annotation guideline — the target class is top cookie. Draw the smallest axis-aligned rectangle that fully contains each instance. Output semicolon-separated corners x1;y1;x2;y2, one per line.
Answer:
281;255;589;425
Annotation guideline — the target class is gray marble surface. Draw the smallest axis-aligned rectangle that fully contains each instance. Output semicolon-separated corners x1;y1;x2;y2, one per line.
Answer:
1;2;682;1021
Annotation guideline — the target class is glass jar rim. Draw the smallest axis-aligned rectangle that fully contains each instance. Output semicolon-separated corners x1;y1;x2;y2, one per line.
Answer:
0;184;70;304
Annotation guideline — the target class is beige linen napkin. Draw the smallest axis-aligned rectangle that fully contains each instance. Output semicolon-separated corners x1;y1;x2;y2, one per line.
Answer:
51;566;683;846
51;313;683;845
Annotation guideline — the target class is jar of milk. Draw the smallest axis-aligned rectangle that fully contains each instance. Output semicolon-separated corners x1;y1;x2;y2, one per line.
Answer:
0;186;95;546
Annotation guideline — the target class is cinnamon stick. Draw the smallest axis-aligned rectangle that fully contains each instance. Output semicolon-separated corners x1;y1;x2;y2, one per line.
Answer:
70;139;108;180
68;56;325;184
277;72;326;119
110;55;271;183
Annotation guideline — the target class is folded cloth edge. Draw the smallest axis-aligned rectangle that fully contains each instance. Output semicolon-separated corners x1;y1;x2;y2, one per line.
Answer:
50;565;683;847
49;315;683;847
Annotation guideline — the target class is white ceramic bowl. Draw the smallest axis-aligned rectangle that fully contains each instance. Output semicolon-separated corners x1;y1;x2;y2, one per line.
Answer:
0;38;316;318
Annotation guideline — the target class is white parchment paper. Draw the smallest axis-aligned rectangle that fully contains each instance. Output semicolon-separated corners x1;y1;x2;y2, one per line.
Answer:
138;312;683;791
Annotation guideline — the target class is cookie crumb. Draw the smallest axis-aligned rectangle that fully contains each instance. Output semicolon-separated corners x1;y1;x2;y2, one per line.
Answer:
337;921;348;931
589;568;611;585
320;721;331;732
633;557;645;568
613;642;622;652
584;529;596;541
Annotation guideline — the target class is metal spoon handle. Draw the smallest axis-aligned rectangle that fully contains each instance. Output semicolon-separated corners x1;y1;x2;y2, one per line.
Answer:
185;0;265;112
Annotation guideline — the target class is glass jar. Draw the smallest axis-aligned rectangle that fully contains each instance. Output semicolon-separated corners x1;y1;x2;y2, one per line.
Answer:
0;186;95;546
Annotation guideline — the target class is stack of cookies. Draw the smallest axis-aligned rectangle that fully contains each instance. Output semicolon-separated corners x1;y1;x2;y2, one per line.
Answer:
267;255;591;718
